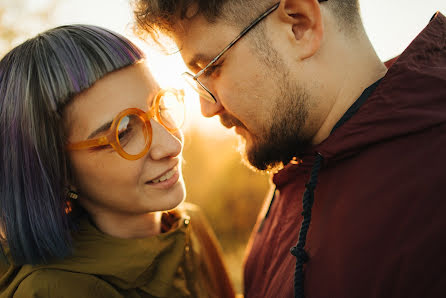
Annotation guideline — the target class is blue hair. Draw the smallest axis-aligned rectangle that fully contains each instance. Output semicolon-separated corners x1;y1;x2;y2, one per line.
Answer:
0;25;145;265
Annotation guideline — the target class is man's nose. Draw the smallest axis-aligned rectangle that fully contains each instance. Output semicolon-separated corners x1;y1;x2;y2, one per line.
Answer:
199;95;223;117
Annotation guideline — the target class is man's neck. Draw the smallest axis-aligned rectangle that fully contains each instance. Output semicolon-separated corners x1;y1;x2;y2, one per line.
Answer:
311;33;388;145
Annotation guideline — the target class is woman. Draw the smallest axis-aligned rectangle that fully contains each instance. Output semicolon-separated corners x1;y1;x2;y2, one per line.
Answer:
0;25;234;297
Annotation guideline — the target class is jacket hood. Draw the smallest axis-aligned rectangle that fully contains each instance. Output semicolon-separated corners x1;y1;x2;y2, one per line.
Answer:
317;12;446;162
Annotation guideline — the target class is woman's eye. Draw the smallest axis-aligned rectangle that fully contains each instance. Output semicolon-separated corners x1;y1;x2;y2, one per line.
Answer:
117;116;131;139
118;126;132;140
118;119;135;144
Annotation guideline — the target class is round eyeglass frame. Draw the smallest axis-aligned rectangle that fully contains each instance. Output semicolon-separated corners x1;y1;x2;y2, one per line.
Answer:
66;88;185;161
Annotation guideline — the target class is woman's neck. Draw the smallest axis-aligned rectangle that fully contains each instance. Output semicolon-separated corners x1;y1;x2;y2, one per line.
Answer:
88;211;163;239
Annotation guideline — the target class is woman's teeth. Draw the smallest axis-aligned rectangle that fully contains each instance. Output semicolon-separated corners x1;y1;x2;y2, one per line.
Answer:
151;167;177;184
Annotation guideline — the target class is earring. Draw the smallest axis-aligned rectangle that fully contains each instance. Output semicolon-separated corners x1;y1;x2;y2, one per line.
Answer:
67;190;79;200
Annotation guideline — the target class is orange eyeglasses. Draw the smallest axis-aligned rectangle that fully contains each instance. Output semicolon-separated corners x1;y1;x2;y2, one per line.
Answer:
66;88;185;160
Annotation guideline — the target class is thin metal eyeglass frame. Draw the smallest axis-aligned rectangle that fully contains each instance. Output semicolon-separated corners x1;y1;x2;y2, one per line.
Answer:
182;0;327;104
183;2;280;103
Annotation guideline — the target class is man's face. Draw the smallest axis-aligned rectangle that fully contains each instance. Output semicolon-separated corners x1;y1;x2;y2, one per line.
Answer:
174;15;316;171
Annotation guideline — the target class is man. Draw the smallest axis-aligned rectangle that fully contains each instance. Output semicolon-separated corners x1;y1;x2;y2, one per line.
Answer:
133;0;446;297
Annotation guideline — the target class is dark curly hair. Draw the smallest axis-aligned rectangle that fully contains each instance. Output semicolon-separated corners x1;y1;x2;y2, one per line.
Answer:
132;0;361;46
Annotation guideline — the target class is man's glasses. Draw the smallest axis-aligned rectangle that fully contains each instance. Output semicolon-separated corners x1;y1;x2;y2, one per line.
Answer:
182;0;327;103
66;88;185;161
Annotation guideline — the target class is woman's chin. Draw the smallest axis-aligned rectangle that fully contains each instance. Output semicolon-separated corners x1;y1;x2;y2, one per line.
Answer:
150;180;186;212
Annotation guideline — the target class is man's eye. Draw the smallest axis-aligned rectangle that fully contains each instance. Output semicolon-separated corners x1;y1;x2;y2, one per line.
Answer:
203;64;222;77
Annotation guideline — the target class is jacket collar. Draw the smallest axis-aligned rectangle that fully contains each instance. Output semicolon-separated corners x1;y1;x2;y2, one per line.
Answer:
35;210;191;296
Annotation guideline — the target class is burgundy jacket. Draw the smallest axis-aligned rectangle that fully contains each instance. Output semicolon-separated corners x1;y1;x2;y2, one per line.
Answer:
244;12;446;298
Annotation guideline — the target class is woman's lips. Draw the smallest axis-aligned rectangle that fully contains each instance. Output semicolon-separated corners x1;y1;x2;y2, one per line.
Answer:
145;166;180;189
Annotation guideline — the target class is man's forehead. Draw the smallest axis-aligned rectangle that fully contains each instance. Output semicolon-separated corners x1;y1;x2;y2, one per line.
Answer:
172;16;237;68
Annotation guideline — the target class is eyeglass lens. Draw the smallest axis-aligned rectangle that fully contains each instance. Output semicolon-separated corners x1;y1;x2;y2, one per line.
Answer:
116;92;185;157
158;91;185;130
182;73;215;103
117;114;149;156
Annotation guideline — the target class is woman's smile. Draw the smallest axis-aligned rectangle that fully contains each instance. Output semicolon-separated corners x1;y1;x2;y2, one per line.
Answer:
145;165;180;189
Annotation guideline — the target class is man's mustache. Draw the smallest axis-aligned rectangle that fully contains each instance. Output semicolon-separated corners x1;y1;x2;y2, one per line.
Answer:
219;113;246;129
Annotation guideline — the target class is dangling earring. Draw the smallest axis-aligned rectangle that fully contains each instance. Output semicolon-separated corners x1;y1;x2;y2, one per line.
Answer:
67;190;79;200
65;189;78;214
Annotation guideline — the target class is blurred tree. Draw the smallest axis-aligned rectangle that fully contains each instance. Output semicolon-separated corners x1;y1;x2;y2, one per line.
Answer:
0;7;18;55
0;0;57;57
0;9;17;50
183;127;270;292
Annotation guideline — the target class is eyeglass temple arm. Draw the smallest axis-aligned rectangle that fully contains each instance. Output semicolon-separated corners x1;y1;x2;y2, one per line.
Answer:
195;2;280;77
66;136;109;150
195;0;328;78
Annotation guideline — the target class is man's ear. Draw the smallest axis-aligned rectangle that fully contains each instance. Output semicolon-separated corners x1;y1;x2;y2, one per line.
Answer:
276;0;324;60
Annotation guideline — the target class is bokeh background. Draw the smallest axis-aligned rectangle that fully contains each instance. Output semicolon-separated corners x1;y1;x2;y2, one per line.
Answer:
1;0;445;292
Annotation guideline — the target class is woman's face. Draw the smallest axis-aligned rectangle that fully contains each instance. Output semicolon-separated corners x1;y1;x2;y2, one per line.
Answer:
64;63;185;217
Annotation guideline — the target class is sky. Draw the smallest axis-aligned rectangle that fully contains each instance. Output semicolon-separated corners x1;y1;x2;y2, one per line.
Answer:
2;0;445;134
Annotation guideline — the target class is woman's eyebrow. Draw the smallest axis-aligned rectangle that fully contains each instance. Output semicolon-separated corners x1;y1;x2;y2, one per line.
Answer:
87;120;113;139
86;86;159;140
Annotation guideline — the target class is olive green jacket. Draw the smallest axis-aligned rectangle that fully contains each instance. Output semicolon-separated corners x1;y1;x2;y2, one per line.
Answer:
0;203;235;298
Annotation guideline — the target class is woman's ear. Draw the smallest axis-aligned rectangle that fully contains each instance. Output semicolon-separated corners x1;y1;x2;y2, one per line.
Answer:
276;0;324;60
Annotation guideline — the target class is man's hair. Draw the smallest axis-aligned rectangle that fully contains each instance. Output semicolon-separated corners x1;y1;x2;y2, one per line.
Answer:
133;0;361;44
0;25;144;265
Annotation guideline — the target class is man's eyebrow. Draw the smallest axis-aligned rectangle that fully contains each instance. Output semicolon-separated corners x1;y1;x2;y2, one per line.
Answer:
87;120;113;140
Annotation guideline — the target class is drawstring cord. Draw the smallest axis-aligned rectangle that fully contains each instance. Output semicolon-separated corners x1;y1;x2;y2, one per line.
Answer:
290;153;324;298
288;77;382;298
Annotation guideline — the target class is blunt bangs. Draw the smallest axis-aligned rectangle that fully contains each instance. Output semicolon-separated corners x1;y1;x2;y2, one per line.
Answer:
0;25;144;265
35;25;145;110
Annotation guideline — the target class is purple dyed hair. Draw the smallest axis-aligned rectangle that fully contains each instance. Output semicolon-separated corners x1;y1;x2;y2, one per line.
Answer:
0;25;145;265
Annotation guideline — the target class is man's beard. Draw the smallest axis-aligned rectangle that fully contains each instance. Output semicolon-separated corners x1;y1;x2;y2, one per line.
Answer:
243;80;311;171
222;36;312;172
221;78;312;172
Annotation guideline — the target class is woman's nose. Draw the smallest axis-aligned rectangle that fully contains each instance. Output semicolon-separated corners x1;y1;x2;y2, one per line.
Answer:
148;120;182;160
